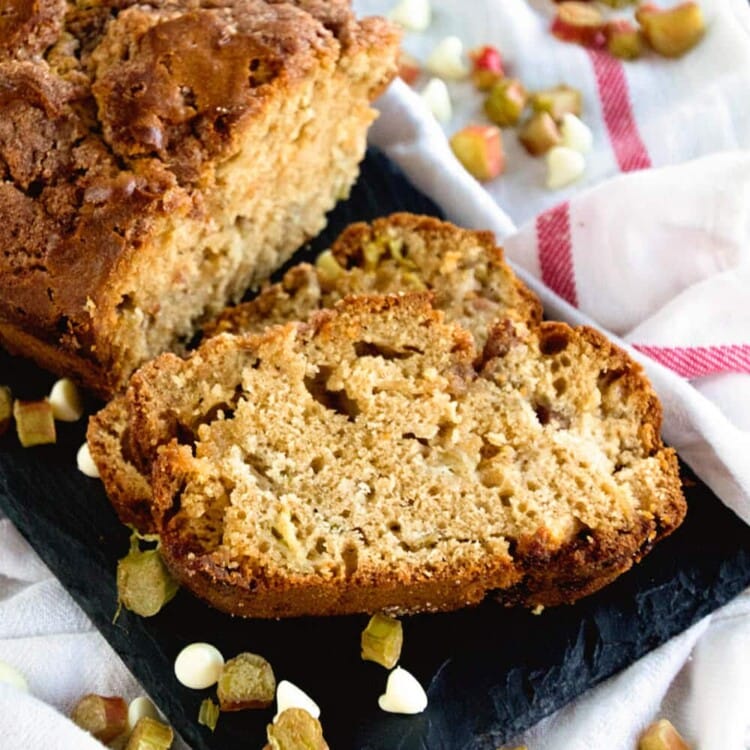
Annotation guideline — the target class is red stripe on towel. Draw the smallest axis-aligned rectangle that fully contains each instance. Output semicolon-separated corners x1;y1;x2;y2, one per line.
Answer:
632;344;750;378
536;202;578;307
588;49;651;172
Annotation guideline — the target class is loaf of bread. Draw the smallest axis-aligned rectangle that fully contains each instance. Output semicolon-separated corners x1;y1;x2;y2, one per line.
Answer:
0;0;398;397
88;214;543;531
99;293;684;617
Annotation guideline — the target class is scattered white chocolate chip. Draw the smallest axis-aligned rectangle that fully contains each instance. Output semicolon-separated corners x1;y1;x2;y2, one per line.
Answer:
559;113;593;154
388;0;431;32
274;680;320;722
48;378;84;422
425;36;469;80
128;696;159;733
420;77;452;124
174;643;224;689
546;146;586;190
77;442;100;478
378;666;428;714
0;660;29;692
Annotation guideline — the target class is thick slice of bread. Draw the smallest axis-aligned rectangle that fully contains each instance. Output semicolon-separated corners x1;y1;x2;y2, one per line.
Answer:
117;294;684;617
88;214;542;531
0;0;398;397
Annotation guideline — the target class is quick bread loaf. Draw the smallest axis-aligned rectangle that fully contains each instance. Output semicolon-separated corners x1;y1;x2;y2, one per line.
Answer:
0;0;398;397
123;294;684;617
88;214;543;531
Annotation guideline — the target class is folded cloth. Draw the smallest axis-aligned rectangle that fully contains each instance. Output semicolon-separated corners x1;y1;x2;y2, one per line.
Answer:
2;0;750;747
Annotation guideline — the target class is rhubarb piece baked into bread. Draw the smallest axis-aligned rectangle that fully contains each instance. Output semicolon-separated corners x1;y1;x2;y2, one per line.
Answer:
0;0;398;397
108;294;684;617
88;214;543;531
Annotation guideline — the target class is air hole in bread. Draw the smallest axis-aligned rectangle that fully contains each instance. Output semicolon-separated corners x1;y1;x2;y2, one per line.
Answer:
353;340;421;360
303;368;360;421
341;544;359;576
539;330;570;355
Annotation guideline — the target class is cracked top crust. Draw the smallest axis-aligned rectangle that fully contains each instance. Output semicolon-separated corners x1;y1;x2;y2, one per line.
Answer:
0;0;393;378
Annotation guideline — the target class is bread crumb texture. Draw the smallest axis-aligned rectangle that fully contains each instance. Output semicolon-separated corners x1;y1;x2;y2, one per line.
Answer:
88;214;542;533
128;293;683;617
0;0;399;396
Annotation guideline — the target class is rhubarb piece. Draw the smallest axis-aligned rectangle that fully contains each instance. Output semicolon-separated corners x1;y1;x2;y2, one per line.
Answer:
0;386;11;437
361;613;404;669
117;533;179;618
198;698;220;732
70;694;128;744
266;708;329;750
125;717;173;750
426;36;469;80
13;399;56;447
469;45;505;91
606;19;644;59
217;653;276;711
397;51;422;85
546;146;586;189
638;719;691;750
530;84;583;122
450;125;505;181
274;681;320;721
388;0;431;32
559;113;593;153
484;79;528;127
314;250;345;282
378;666;428;714
128;697;159;733
420;77;453;123
636;2;705;58
551;2;606;48
518;111;562;156
49;378;84;422
173;643;224;689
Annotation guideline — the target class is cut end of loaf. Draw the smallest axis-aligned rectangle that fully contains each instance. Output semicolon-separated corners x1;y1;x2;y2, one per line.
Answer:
141;294;684;617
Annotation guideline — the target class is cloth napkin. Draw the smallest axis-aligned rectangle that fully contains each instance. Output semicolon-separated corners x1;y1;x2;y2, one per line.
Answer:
2;0;750;748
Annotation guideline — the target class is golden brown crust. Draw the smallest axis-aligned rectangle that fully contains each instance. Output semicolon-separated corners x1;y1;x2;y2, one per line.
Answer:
0;0;398;397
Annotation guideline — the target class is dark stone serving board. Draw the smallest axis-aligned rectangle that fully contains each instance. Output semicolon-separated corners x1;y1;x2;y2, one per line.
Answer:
1;149;750;750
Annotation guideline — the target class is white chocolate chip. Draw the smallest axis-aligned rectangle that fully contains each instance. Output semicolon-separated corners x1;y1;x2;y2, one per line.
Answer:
0;660;29;692
174;643;224;689
546;146;586;190
274;680;320;722
77;442;100;478
378;666;428;714
388;0;431;32
420;77;452;124
127;696;159;733
560;113;593;154
425;36;469;80
49;378;83;422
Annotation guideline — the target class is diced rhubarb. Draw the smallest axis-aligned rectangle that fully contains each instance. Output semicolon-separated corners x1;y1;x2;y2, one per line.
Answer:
551;2;607;48
530;84;583;122
469;45;505;91
484;78;528;127
518;112;562;156
606;19;644;59
397;50;421;86
449;125;505;182
636;2;705;58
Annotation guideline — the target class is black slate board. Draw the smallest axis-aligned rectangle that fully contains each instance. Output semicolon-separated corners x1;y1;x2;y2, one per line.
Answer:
1;149;750;750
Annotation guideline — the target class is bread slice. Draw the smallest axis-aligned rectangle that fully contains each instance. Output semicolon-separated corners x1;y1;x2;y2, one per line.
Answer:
0;0;398;397
88;214;543;531
118;294;684;617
